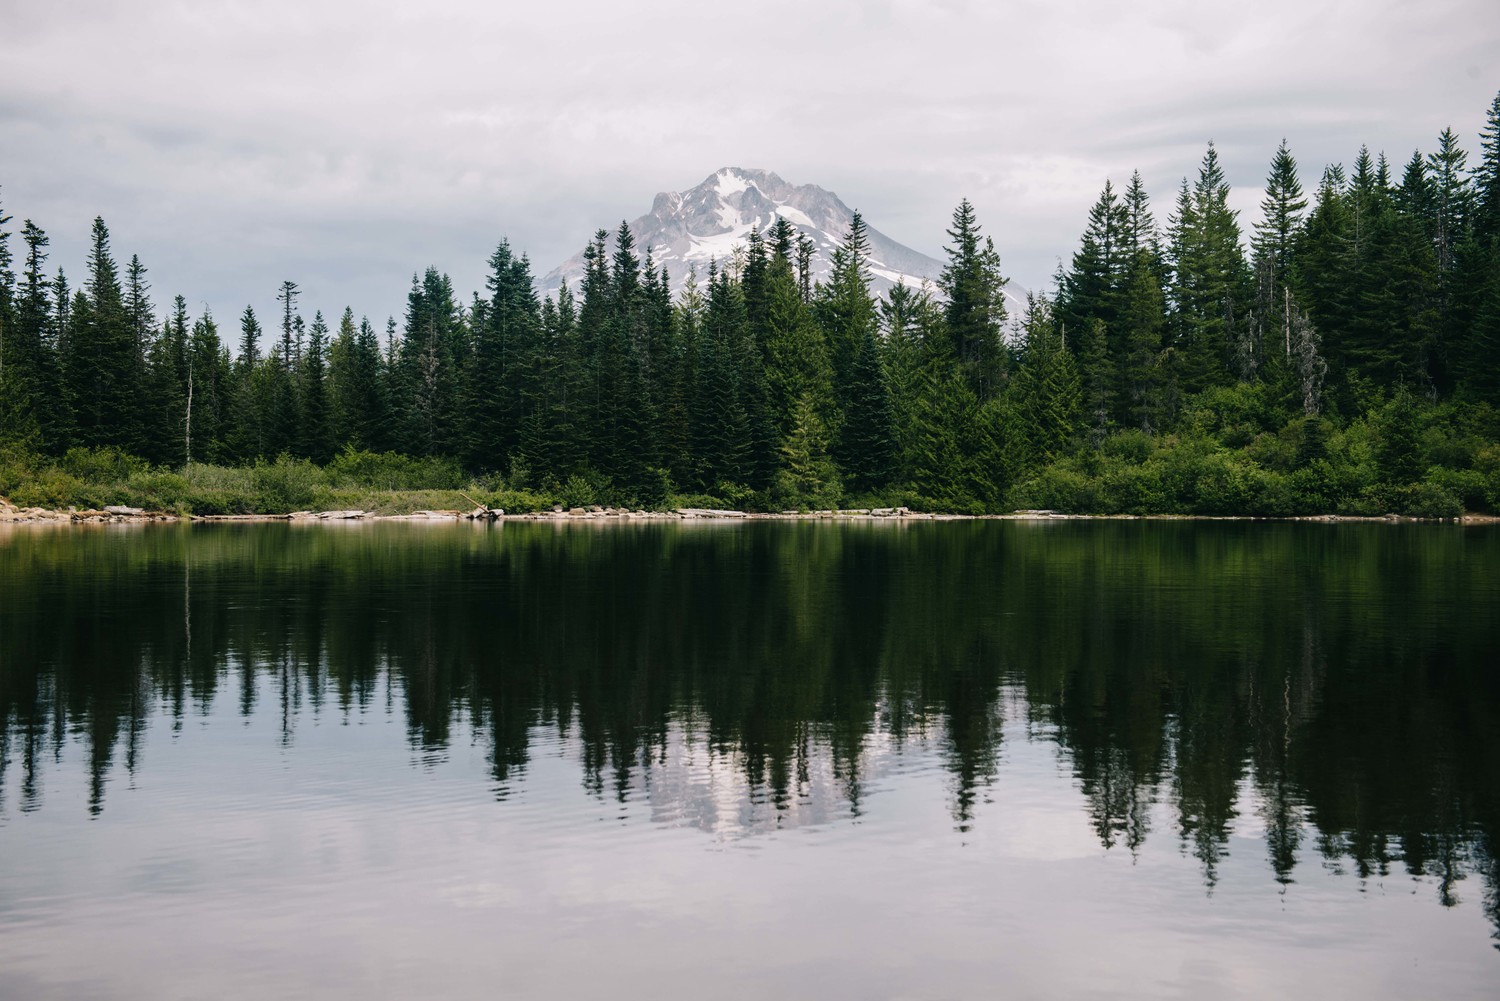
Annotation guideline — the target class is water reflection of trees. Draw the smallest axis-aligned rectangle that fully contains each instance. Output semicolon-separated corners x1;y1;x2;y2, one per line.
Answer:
0;521;1496;941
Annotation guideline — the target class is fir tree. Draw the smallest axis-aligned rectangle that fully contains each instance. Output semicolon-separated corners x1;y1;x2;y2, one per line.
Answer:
1077;317;1113;445
1168;144;1251;395
1377;388;1423;485
1011;294;1081;468
1057;180;1129;349
938;199;1009;399
466;239;541;471
187;308;230;464
775;390;841;510
1427;127;1472;276
143;297;188;465
690;262;751;487
1251;139;1308;331
228;305;265;460
66;218;140;451
298;310;333;462
1474;91;1500;244
837;323;896;493
762;240;835;455
0;220;64;449
329;307;389;453
816;210;878;405
1119;252;1169;431
880;281;938;485
397;268;462;457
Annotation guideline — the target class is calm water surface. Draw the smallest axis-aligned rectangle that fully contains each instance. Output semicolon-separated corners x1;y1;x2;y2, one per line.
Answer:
0;520;1496;999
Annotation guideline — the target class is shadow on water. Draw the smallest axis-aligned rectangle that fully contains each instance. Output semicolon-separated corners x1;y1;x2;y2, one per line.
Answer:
1;519;1497;943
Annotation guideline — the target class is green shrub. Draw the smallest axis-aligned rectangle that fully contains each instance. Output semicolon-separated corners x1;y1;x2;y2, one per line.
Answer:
1099;459;1167;514
1189;453;1258;515
1245;429;1296;473
9;468;86;509
1286;464;1334;515
59;446;147;484
1102;429;1156;465
1474;446;1500;511
325;448;464;491
123;471;194;511
0;447;41;496
1392;482;1462;519
632;467;673;510
557;473;601;509
1009;464;1097;513
1427;467;1489;513
482;489;555;514
1251;468;1300;517
250;455;323;512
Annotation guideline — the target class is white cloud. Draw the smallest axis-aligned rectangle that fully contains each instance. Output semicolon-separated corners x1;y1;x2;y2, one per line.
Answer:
2;0;1496;331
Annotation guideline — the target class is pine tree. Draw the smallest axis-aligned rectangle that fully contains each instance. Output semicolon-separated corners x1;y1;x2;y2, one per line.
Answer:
837;323;896;494
909;353;985;510
599;221;657;491
1057;180;1129;350
329;307;388;453
1293;166;1351;388
65;218;140;451
466;240;541;472
1119;251;1169;431
1377;388;1423;485
690;262;752;488
775;390;841;509
1167;144;1252;394
1251;139;1308;335
0;204;28;446
0;220;64;449
277;281;300;370
1455;92;1500;399
525;282;584;482
762;239;835;457
1077;317;1113;445
396;268;462;457
816;210;878;405
0;188;12;389
298;310;333;462
938;199;1009;399
187;307;230;464
227;305;265;460
1427;127;1473;276
1011;295;1081;468
1474;91;1500;244
1122;171;1160;259
143;297;188;465
125;255;154;378
0;191;10;294
880;281;938;485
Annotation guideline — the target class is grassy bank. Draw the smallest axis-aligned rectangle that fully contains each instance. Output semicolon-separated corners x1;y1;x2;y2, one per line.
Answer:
0;448;557;516
3;425;1498;520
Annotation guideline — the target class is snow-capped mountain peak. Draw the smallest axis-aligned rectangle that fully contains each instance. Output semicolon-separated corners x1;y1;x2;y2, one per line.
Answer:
543;168;947;299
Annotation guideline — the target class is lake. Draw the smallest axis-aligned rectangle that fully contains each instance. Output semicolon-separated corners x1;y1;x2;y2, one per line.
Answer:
1;520;1496;999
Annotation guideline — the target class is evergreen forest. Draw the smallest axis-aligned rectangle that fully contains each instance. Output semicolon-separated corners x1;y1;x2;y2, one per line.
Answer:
3;92;1500;517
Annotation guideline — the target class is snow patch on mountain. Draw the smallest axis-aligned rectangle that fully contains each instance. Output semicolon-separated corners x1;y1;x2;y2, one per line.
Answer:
541;167;1028;315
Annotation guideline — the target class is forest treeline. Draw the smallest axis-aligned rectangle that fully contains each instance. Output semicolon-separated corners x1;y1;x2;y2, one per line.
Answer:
2;91;1499;516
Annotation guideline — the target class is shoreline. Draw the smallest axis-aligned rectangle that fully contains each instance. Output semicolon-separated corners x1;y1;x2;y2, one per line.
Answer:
3;499;1495;526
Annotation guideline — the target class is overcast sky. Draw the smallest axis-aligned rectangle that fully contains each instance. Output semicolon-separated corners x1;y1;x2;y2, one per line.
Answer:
3;0;1498;335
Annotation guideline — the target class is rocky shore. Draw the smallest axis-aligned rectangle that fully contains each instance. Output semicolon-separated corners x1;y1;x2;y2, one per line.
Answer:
2;496;1490;525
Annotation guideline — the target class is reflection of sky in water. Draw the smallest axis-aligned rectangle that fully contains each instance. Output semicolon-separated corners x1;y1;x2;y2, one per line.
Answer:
1;520;1498;999
1;670;1495;1000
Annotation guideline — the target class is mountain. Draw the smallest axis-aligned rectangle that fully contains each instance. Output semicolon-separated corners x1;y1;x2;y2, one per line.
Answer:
540;167;1026;312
